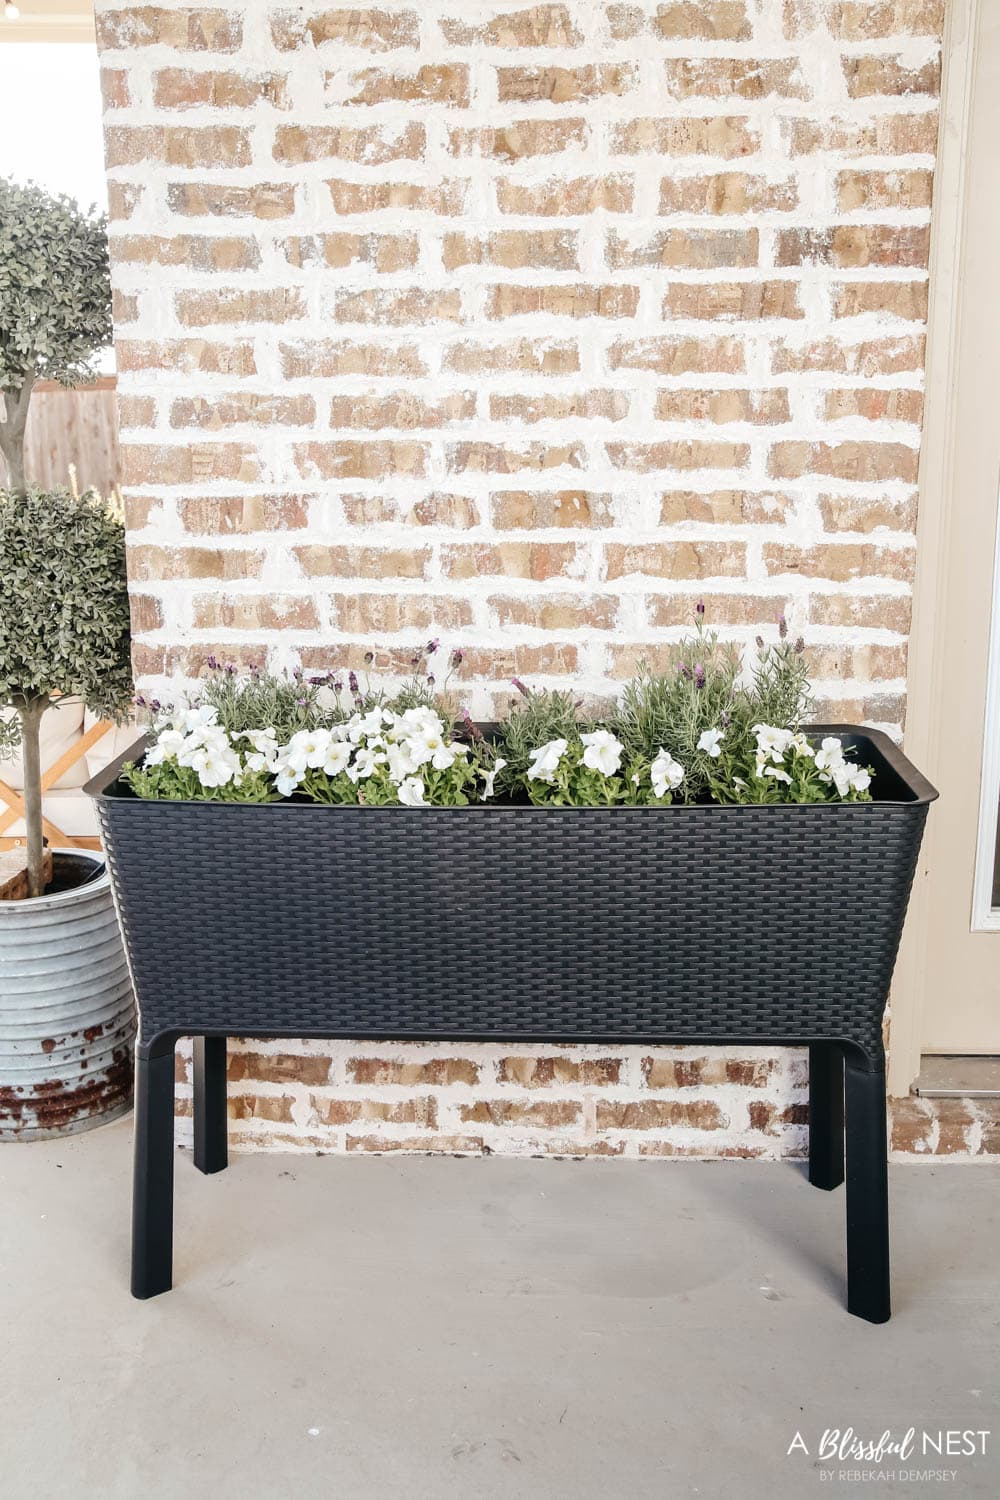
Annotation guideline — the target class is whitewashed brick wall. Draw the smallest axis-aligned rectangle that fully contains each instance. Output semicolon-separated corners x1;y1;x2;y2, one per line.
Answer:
96;0;942;1156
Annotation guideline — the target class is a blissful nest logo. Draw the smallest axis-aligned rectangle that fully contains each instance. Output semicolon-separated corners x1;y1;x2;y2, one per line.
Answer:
787;1428;990;1484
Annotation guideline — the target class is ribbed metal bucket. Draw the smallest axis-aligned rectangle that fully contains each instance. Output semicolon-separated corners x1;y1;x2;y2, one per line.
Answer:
0;851;136;1141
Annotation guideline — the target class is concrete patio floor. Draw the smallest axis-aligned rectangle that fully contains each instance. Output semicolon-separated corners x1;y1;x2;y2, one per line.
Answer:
1;1116;997;1499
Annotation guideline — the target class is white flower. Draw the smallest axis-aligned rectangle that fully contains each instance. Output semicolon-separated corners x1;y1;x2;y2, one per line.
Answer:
580;730;624;776
697;727;725;759
849;767;871;794
480;757;507;800
386;740;418;783
321;740;353;777
651;748;684;798
814;737;845;775
789;732;814;759
240;728;280;773
397;776;426;806
390;707;443;741
191;747;238;789
274;769;300;797
407;725;459;771
526;738;568;783
763;765;793;785
357;707;388;738
145;729;186;766
753;724;794;762
347;746;386;782
173;704;219;735
286;728;332;771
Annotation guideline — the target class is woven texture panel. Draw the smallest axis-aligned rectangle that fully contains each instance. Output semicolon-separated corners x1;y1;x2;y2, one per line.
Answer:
98;788;928;1069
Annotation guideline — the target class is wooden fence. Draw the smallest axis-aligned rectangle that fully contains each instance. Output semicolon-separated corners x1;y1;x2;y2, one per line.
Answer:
1;376;120;495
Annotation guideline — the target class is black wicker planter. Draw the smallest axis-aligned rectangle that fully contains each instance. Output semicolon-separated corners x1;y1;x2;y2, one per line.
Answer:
88;725;936;1322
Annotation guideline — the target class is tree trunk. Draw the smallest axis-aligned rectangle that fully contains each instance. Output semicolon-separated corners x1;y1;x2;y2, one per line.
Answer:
0;375;34;492
18;700;48;899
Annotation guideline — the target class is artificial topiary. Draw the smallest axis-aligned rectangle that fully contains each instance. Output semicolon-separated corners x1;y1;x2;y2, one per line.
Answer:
0;178;112;490
0;488;132;896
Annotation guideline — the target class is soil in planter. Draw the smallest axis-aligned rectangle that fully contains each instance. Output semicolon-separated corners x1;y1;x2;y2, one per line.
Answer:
44;852;106;896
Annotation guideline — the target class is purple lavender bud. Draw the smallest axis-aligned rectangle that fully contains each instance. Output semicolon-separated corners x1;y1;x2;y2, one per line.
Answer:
410;654;422;667
511;676;530;698
778;613;788;640
694;662;706;690
333;679;344;693
134;693;146;708
427;674;435;686
150;699;161;713
225;661;237;675
296;697;307;707
451;649;464;667
426;637;440;656
755;634;765;649
348;670;359;695
206;654;220;671
461;708;484;742
695;598;705;617
364;650;374;664
795;635;805;655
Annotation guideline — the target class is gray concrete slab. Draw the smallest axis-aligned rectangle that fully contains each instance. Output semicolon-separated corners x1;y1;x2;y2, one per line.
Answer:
1;1117;997;1499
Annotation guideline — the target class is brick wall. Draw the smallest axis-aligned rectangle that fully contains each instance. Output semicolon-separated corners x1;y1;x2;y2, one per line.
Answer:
96;0;943;1157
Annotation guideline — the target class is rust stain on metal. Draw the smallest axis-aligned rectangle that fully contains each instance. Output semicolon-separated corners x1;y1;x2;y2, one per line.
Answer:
40;1038;57;1054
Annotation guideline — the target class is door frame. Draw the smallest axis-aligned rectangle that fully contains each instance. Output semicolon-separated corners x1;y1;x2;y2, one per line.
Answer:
889;0;997;1094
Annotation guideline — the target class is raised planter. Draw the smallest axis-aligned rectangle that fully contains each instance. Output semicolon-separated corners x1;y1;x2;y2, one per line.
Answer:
88;726;937;1322
0;851;136;1140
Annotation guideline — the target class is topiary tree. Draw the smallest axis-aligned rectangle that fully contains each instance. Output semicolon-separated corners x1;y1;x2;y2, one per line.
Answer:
0;178;112;490
0;489;132;897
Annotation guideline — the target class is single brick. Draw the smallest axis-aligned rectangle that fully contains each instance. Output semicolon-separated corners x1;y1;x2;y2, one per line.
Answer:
491;490;616;527
328;391;475;428
440;5;583;46
117;339;257;376
330;288;462;324
193;594;321;631
347;1057;479;1086
497;63;637;103
170;393;315;427
445;441;584;474
486;284;639;319
608;439;749;472
270;8;420;51
809;594;912;632
443;338;580;375
443;229;578;271
823;388;923;424
104;124;251;169
280;340;427;378
96;7;242;51
608;336;745;374
658;489;792;525
654;389;790;424
459;1100;583;1128
153;67;290;110
664;56;808;99
339;63;470;106
273;122;425;164
292;442;428;481
659;173;797;214
842;52;940;98
129;594;164;634
762;542;914;582
327;593;474;633
768;439;919;483
489;392;629;423
440;541;579;581
107;181;142;221
785;112;939;156
771;335;925;374
127;544;263;581
491;593;618;630
175;287;306;325
596;1099;728;1129
496;175;633;215
447;119;587;160
281;232;419;272
178;496;310;533
293;543;431;578
663;281;803;321
604;541;747;578
339;493;478;528
327;179;467;214
167;182;296;218
833;281;929;320
817;492;919;532
122;445;262;486
100;67;130;109
836;168;934;211
606;227;758;270
610;114;758;157
111;233;261;271
775;225;930;267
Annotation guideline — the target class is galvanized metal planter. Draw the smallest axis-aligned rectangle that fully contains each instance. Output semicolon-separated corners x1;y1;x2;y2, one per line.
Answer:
0;851;136;1141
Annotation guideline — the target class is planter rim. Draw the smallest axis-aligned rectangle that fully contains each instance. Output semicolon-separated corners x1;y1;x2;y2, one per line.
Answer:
0;849;108;916
84;723;938;810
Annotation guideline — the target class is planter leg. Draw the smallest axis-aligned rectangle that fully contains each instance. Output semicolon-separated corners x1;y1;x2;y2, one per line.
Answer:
844;1058;890;1324
193;1036;228;1175
808;1043;844;1190
131;1048;175;1300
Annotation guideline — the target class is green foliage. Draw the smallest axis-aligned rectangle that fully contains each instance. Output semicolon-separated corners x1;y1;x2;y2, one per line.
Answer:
0;488;133;750
491;684;589;796
123;758;276;805
0;178;111;392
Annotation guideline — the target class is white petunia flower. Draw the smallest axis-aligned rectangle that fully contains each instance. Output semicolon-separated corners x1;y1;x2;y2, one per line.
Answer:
322;740;353;777
697;727;725;759
191;747;238;788
480;757;507;801
386;740;418;783
763;765;793;785
347;746;386;782
580;729;624;776
173;704;219;735
397;776;426;806
274;768;300;797
527;738;568;783
789;732;814;759
145;729;186;766
651;748;684;798
814;737;845;775
753;724;794;762
286;728;332;770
